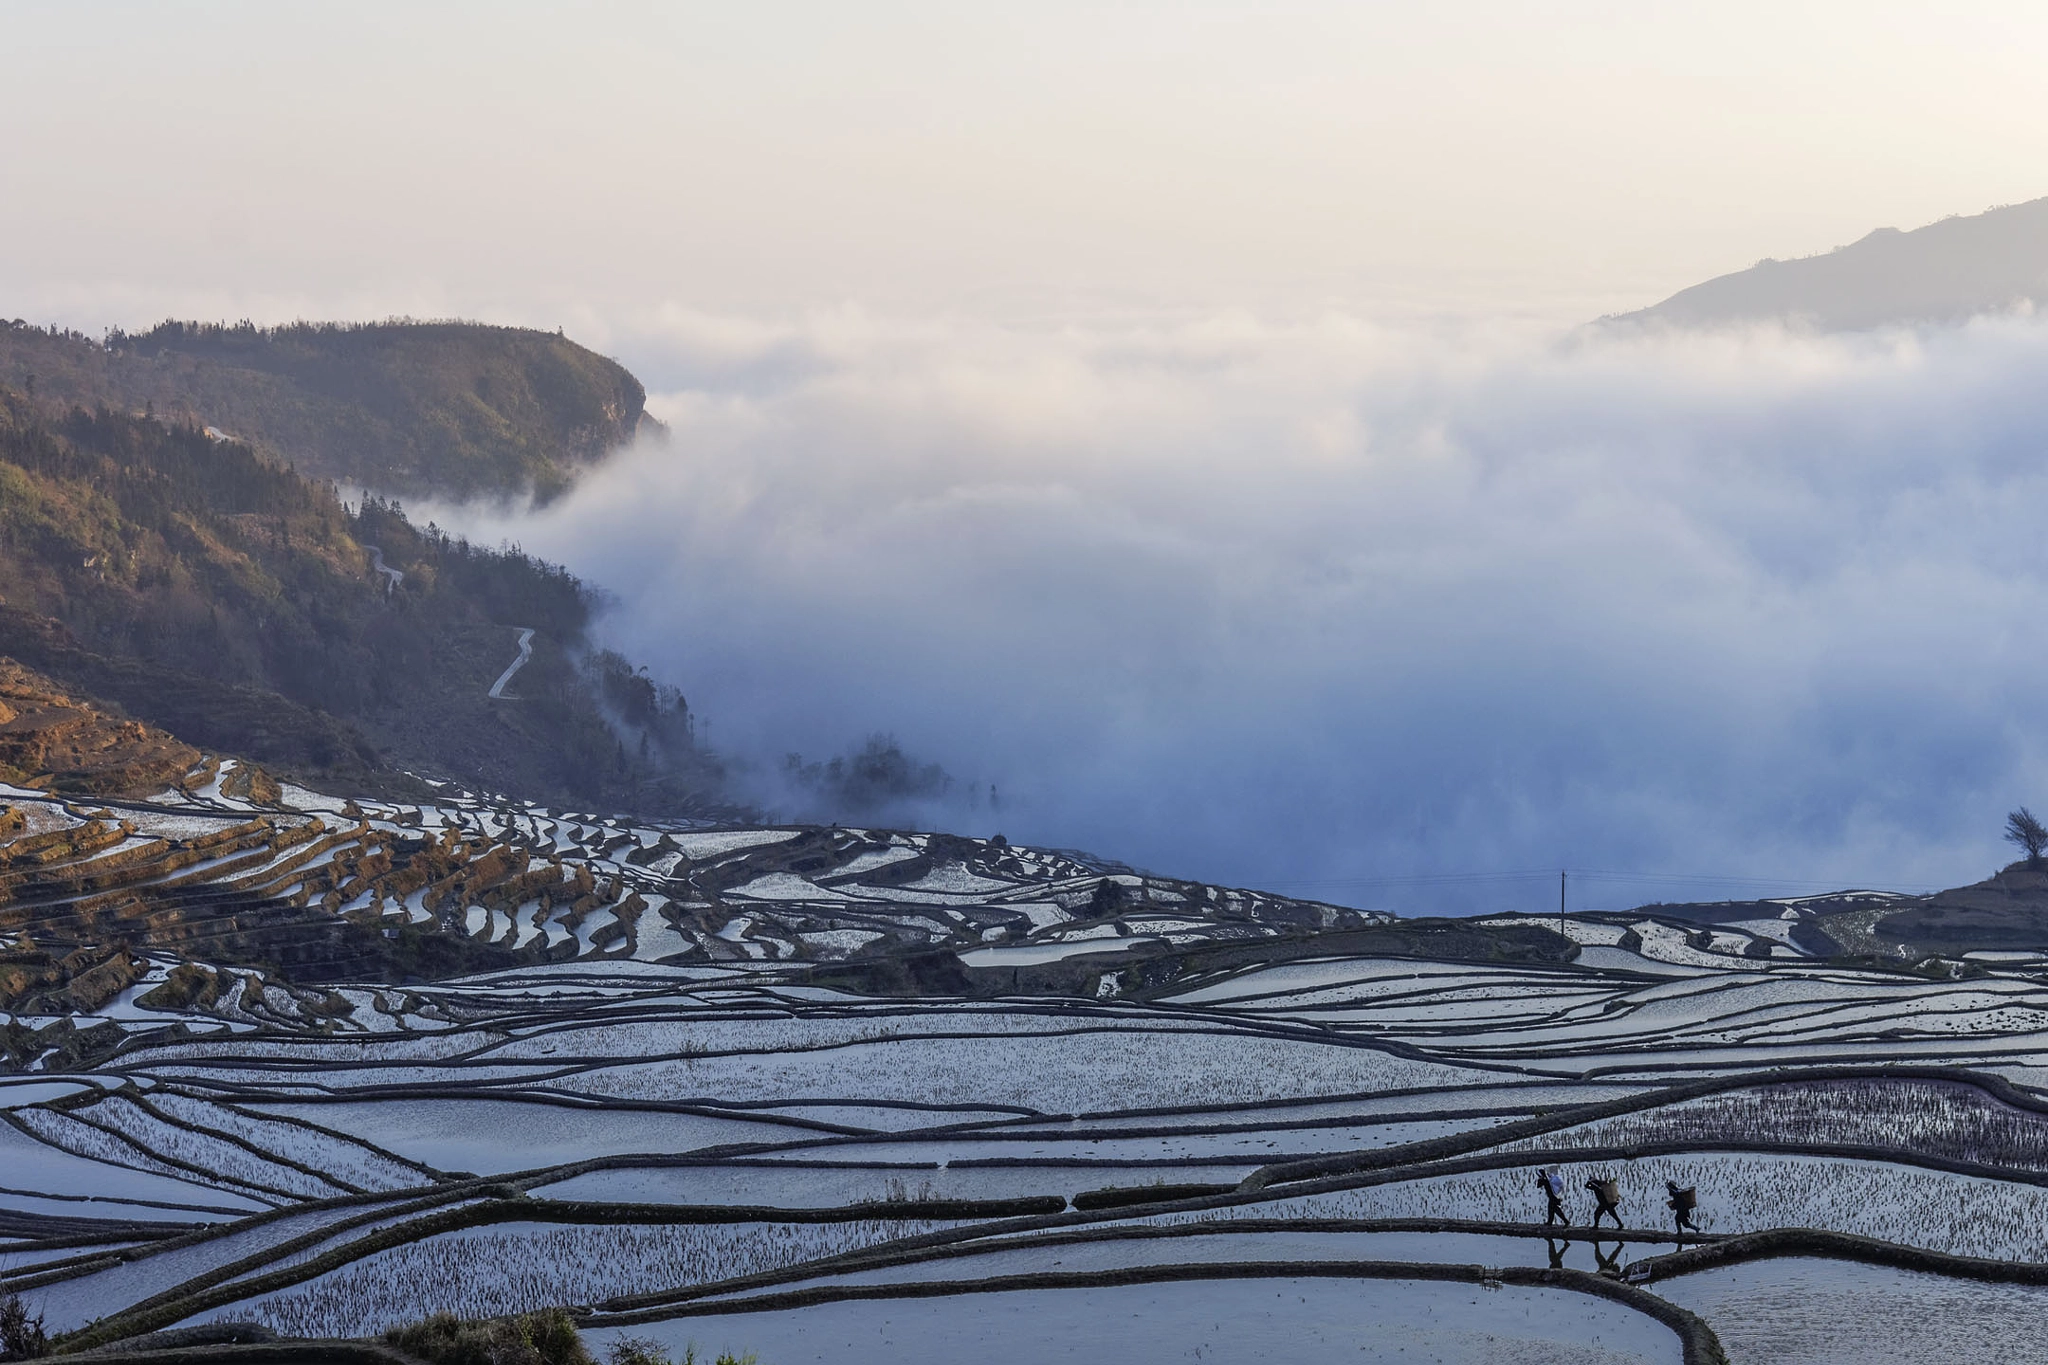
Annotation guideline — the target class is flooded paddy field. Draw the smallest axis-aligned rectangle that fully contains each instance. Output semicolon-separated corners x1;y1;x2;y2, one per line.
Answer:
6;778;2048;1361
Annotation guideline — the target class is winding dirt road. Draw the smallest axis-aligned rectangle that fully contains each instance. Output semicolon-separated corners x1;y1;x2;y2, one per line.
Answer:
364;544;404;595
488;627;536;699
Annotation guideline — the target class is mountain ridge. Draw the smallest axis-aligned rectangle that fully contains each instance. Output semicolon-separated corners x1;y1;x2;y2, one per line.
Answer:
1609;196;2048;331
0;317;657;500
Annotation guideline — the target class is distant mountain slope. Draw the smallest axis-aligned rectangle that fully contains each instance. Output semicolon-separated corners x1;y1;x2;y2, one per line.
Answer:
1631;859;2048;958
0;318;656;499
1612;196;2048;331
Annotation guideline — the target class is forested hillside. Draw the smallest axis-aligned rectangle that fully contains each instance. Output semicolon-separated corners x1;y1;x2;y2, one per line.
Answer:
0;386;723;812
0;318;657;499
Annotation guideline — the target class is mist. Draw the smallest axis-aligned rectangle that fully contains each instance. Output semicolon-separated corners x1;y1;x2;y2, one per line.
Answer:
423;309;2048;913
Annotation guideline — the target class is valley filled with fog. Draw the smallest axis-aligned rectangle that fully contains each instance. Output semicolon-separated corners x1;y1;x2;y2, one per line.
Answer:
417;308;2048;911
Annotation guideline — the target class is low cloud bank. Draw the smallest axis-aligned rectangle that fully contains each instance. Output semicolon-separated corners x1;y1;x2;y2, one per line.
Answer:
435;309;2048;913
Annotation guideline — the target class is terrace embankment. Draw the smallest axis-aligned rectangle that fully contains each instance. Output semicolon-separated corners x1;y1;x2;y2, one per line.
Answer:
20;947;2048;1359
0;799;631;1051
817;916;1577;999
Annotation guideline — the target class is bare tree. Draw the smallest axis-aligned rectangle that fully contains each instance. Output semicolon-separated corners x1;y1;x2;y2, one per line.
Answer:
2006;808;2048;867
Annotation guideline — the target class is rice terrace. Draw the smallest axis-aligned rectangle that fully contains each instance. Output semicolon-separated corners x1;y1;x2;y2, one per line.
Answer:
13;10;2048;1360
3;762;2048;1364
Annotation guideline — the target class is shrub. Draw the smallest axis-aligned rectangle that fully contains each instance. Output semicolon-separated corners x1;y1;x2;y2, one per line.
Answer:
605;1343;669;1365
385;1308;593;1365
606;1340;756;1365
0;1290;47;1360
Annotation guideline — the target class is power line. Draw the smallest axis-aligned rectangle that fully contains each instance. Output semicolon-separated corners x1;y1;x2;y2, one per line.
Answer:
1256;866;1949;895
1257;868;1563;888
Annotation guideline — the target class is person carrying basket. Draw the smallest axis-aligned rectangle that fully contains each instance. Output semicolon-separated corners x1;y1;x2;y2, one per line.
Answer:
1535;1166;1569;1226
1585;1174;1623;1229
1665;1179;1699;1243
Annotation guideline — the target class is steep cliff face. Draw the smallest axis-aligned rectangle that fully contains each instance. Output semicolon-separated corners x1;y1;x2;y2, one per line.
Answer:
0;318;656;499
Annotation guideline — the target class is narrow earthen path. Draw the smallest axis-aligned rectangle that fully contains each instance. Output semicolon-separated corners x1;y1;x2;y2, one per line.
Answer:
489;627;537;699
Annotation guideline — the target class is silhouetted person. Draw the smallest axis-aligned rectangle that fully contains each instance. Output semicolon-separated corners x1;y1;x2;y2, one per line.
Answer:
1544;1236;1567;1270
1665;1180;1699;1243
1586;1174;1623;1229
1536;1166;1569;1226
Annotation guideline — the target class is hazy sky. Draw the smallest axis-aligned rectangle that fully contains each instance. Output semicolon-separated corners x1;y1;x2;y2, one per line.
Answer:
8;1;2048;329
11;3;2048;907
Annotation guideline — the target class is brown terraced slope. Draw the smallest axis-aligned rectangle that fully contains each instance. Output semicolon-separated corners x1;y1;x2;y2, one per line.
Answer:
0;657;199;795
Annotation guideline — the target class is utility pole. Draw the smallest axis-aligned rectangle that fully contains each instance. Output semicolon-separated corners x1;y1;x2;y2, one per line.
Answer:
1559;870;1567;938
